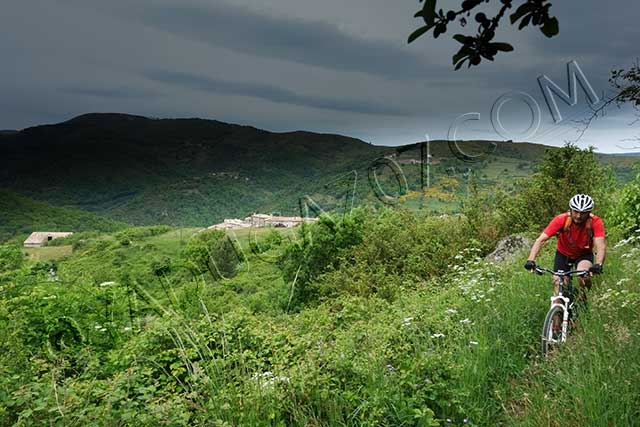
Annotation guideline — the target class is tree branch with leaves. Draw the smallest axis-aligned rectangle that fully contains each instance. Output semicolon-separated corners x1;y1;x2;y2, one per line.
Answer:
409;0;559;69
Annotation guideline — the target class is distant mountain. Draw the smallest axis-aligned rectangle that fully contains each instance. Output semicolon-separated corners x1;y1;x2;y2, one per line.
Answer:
607;152;640;157
0;130;17;136
0;113;388;226
0;113;637;230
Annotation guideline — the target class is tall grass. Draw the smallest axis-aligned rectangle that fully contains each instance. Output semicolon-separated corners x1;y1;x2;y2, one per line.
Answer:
2;218;639;426
502;232;640;426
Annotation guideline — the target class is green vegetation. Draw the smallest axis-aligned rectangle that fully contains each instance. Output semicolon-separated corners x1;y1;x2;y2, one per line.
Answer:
0;189;127;244
612;164;640;237
1;143;639;426
2;212;638;426
1;114;638;234
23;246;73;262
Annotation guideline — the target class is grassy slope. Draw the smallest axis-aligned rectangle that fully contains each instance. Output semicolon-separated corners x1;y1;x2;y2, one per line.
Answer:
1;221;638;426
0;189;127;244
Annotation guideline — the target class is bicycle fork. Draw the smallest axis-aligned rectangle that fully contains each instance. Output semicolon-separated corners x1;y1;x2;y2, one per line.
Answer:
549;295;571;343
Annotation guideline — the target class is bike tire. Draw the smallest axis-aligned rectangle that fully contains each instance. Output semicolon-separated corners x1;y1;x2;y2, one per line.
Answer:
541;305;566;355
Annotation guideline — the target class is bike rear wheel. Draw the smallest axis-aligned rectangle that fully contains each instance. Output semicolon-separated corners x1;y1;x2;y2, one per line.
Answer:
541;305;567;355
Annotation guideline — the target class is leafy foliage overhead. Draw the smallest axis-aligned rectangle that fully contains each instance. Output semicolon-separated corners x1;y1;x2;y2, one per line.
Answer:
409;0;559;69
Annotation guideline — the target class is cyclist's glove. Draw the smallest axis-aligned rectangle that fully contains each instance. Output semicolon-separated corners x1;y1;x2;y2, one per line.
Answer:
524;260;536;271
589;263;603;275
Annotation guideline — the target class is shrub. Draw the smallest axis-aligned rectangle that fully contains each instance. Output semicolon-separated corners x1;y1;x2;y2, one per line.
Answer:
181;229;240;280
150;256;173;277
0;245;24;273
612;164;640;237
279;209;368;307
114;225;172;246
315;210;477;301
249;229;283;254
495;143;615;234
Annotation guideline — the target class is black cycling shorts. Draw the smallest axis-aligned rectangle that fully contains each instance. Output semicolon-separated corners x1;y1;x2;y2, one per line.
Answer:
553;250;593;272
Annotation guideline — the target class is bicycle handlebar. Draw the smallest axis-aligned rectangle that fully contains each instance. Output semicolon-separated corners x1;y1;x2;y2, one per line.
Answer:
534;266;590;277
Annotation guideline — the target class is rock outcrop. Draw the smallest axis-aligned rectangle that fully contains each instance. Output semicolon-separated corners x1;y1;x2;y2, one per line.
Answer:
486;235;532;264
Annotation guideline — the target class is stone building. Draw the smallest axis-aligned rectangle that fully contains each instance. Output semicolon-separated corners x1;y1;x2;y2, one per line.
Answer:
24;232;73;248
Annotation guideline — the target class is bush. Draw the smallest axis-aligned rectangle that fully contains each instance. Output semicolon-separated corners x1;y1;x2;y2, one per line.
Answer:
249;229;283;254
114;226;172;246
612;164;640;237
279;209;368;307
181;229;240;280
280;207;480;306
150;256;172;277
0;245;24;273
495;143;615;234
315;209;477;301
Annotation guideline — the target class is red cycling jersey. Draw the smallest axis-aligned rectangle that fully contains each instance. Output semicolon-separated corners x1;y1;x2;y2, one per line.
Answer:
543;213;605;259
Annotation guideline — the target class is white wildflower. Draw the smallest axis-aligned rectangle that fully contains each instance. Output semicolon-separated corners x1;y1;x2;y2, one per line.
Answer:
403;317;413;326
99;281;115;287
252;371;289;387
446;308;458;315
431;333;445;338
469;341;479;345
460;318;472;325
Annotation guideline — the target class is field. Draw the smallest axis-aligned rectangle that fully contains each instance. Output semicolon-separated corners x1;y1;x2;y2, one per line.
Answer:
23;245;73;262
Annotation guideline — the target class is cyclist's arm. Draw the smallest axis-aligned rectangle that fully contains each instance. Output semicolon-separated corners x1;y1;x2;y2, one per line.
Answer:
527;232;550;261
593;236;606;265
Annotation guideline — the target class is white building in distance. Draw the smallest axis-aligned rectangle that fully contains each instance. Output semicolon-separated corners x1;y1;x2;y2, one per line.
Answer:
207;214;317;230
24;232;73;248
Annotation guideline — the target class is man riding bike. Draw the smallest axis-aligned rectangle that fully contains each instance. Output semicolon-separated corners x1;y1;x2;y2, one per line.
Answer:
524;194;606;305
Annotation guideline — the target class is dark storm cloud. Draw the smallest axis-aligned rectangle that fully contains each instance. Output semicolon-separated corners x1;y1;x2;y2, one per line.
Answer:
533;0;640;61
143;69;408;116
122;2;441;80
61;87;160;99
1;0;638;150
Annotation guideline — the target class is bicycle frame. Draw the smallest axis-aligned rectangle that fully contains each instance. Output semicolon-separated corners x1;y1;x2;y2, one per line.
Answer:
545;278;573;344
536;267;587;353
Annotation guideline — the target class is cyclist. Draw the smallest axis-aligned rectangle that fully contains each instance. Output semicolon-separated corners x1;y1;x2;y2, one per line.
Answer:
524;194;606;305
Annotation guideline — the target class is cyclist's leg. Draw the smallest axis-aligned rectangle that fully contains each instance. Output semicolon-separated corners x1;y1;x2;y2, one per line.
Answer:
552;251;571;304
575;253;594;309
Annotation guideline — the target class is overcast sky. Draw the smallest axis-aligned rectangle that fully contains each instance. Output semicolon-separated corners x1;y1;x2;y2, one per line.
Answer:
2;0;639;152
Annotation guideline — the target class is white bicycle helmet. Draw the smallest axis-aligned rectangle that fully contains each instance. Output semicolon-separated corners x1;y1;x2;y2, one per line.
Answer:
569;194;594;212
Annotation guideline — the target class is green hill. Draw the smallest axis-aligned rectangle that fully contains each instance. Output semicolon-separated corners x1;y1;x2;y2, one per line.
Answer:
0;113;388;226
1;113;637;230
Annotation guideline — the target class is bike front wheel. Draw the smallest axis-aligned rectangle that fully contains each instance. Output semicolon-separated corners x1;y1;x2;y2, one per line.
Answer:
541;305;567;355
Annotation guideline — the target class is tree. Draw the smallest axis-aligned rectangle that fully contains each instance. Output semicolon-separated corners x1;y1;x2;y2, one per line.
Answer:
574;63;640;144
408;0;559;69
495;143;615;233
407;1;640;144
612;164;640;237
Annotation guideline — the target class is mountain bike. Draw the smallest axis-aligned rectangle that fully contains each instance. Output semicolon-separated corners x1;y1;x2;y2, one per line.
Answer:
534;266;589;355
